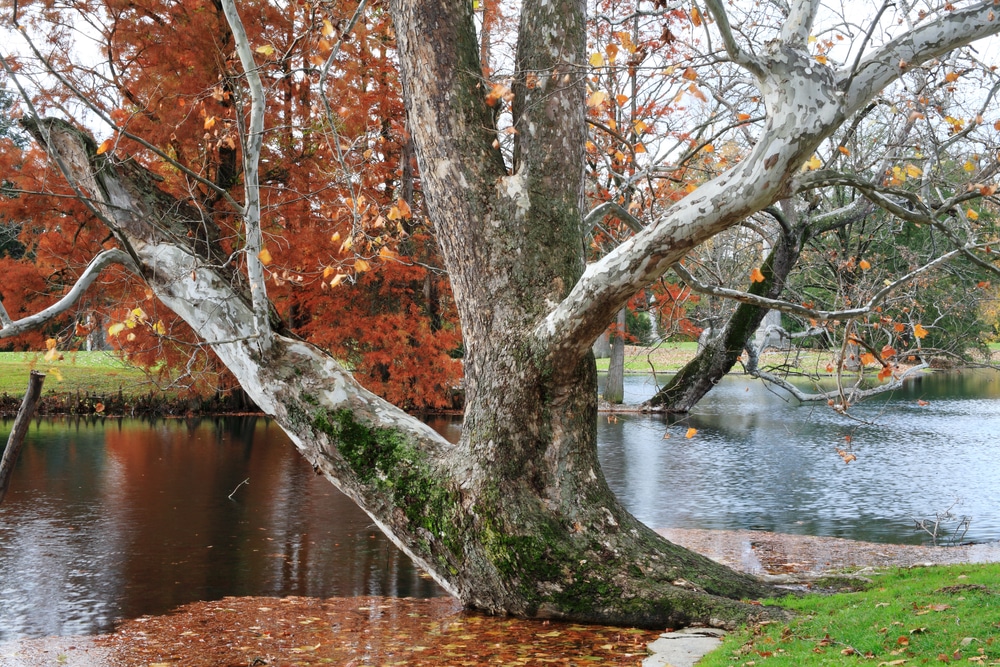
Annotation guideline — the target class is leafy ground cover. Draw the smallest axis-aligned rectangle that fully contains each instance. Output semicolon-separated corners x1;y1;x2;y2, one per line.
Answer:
700;564;1000;667
96;595;660;666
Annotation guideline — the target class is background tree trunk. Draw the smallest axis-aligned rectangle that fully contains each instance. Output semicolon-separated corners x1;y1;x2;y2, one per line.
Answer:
603;308;627;404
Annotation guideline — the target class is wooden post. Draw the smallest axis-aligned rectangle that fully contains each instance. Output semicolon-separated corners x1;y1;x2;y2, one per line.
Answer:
0;371;46;505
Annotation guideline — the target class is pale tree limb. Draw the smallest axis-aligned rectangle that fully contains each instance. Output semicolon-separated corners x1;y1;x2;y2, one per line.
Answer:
0;249;138;339
219;0;272;353
536;0;1000;362
840;2;1000;117
0;371;46;506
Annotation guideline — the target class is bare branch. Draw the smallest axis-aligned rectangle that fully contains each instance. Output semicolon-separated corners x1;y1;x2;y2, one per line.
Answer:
0;249;138;339
671;246;967;322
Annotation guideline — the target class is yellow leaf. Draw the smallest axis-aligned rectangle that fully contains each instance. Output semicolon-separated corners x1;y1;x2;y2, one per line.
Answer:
258;248;273;265
802;154;822;171
386;206;402;221
354;258;371;273
750;267;766;283
586;91;607;108
131;307;147;321
330;231;341;243
913;323;929;339
633;120;648;134
963;160;976;172
204;116;217;131
905;163;923;178
685;427;697;439
322;18;335;38
815;54;828;65
379;246;399;261
859;259;871;270
152;320;166;335
126;332;136;342
323;266;336;279
690;6;702;26
44;346;59;362
45;337;57;350
329;273;347;288
339;236;354;253
255;44;275;56
48;367;63;382
967;208;979;220
108;323;126;337
589;52;605;67
96;138;114;155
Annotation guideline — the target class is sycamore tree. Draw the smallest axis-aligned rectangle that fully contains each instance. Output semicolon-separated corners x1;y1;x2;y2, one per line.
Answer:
3;0;1000;628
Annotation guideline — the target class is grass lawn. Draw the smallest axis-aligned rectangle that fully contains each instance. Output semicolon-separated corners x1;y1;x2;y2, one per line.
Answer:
0;350;152;397
595;341;840;376
700;564;1000;666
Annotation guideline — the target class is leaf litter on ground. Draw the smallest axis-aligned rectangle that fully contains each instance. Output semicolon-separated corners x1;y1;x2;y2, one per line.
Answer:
96;595;661;666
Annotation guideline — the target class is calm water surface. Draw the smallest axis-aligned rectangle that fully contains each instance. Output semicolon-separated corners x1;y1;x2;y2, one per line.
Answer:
1;369;998;640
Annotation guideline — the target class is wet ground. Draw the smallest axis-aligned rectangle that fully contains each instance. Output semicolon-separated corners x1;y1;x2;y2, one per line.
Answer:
3;529;998;667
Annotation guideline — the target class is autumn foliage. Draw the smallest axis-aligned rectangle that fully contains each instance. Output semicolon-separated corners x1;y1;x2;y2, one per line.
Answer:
1;0;461;408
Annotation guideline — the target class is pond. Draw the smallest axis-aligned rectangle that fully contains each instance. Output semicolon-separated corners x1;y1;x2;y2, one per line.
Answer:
1;369;998;641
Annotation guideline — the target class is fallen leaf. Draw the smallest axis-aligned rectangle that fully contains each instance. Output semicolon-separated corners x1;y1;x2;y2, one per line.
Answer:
685;427;697;439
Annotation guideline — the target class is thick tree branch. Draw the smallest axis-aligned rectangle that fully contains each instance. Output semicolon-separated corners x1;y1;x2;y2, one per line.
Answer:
0;249;138;339
840;2;1000;116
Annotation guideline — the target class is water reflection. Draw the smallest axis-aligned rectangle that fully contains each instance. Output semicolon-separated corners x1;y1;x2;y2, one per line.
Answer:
1;370;998;641
597;370;1000;546
0;417;440;641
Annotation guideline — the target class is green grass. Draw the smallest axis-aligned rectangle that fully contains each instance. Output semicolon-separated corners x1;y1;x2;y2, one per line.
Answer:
699;564;1000;666
0;350;151;396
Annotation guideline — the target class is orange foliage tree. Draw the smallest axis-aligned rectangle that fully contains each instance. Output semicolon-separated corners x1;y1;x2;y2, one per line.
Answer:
1;0;461;407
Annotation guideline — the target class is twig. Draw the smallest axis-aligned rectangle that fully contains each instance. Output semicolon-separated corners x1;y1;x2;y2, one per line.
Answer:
228;477;250;500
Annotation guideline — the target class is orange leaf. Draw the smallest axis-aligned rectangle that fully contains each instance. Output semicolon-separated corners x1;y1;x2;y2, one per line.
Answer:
750;267;766;283
690;6;702;27
737;113;751;121
682;67;698;81
881;345;896;358
893;323;906;333
913;323;929;339
96;138;114;155
860;352;876;366
354;258;371;273
257;248;273;265
945;71;960;83
859;259;871;270
95;402;105;413
917;399;930;406
685;427;697;439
